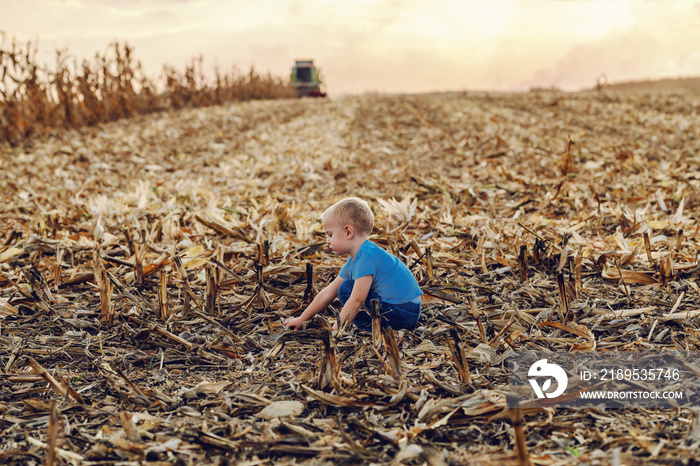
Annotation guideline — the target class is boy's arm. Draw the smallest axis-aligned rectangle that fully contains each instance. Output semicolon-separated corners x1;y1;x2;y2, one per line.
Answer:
284;275;344;330
336;275;372;328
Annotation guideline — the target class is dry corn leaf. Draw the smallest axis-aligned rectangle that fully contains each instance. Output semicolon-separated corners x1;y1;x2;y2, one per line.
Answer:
0;247;22;263
0;299;19;316
377;195;416;222
601;267;659;285
257;400;304;419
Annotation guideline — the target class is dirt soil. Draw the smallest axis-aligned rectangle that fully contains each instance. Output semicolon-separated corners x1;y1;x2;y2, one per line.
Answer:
1;88;700;465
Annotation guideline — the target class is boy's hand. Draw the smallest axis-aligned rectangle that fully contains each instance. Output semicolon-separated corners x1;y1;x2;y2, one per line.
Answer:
331;321;338;331
284;316;304;331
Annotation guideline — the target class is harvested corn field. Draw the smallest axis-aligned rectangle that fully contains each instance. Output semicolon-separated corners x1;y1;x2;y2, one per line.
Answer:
1;88;700;465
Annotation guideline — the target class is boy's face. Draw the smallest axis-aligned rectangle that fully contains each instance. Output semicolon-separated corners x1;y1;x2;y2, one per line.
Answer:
323;220;353;255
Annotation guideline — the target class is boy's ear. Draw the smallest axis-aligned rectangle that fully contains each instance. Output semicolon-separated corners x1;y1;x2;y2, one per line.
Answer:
344;225;354;238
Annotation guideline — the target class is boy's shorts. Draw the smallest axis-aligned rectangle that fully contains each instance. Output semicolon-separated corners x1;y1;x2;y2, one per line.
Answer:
338;279;421;331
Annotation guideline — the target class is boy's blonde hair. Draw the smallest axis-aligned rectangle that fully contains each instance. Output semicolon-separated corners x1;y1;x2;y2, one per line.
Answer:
321;197;374;234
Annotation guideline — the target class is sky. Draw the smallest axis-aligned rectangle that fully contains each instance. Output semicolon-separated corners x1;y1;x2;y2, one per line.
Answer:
2;0;700;96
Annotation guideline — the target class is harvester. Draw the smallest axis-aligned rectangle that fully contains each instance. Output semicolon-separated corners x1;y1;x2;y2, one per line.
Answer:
290;60;326;97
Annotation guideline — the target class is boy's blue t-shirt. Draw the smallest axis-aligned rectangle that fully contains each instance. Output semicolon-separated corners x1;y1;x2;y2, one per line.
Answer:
339;240;423;304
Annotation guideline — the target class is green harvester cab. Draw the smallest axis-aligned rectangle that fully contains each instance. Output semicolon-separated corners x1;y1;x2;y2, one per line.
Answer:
290;60;326;97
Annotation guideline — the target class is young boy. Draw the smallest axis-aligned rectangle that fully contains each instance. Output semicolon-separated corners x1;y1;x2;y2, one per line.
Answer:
284;197;422;332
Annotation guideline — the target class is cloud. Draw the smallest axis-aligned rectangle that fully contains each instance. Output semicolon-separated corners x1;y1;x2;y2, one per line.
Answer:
517;22;700;90
5;0;700;95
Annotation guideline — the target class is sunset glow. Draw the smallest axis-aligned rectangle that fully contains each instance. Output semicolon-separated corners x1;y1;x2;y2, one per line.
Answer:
2;0;699;95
